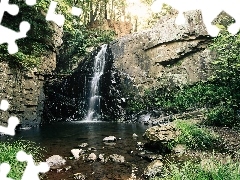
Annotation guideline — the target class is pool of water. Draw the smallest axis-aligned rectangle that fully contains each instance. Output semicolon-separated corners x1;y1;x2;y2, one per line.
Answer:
3;121;152;179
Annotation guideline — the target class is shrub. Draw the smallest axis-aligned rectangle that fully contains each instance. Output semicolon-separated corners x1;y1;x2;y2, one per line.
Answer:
169;120;219;150
126;81;231;114
205;105;239;127
0;140;46;179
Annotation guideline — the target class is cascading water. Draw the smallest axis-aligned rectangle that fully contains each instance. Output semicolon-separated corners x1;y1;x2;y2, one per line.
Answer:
85;44;108;121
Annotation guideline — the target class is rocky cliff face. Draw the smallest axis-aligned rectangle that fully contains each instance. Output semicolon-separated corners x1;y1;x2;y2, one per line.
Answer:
109;10;213;95
0;24;62;128
43;46;122;122
43;10;215;122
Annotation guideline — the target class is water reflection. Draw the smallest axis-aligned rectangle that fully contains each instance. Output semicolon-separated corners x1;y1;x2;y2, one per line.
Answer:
3;122;148;157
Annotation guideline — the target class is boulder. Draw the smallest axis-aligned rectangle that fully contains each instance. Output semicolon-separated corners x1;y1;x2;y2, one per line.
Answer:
106;154;125;163
73;173;86;180
78;143;88;148
71;149;82;159
143;123;179;142
103;136;117;142
132;133;138;139
144;160;163;177
87;153;97;162
143;123;180;152
98;154;105;162
46;155;66;169
138;151;163;161
173;144;186;155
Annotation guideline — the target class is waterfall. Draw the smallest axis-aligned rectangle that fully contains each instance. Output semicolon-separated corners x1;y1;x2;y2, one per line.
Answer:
85;44;108;121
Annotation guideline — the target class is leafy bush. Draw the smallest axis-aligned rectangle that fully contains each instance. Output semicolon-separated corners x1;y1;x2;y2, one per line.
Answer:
0;140;46;179
206;29;240;127
0;0;54;70
126;81;230;114
152;156;240;180
0;0;83;70
168;82;230;111
126;78;240;128
169;121;219;150
205;105;239;127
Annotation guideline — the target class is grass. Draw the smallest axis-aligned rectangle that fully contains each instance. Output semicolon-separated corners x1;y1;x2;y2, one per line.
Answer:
168;120;219;150
0;139;46;180
152;155;240;180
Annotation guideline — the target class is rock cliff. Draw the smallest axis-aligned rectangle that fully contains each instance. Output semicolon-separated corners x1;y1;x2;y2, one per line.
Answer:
0;23;62;128
43;10;215;122
109;10;213;96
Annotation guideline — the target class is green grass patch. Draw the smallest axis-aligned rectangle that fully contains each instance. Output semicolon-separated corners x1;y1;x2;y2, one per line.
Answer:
169;121;219;150
0;140;46;180
152;156;240;180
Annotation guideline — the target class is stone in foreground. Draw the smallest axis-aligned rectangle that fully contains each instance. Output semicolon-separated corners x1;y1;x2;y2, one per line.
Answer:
71;149;82;159
46;155;66;169
103;136;117;142
144;160;163;177
143;123;180;153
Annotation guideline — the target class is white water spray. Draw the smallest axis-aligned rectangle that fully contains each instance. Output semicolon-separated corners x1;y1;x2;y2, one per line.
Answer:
85;44;108;121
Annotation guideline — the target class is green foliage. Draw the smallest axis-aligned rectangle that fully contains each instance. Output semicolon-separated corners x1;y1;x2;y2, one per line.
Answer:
0;0;81;70
209;30;240;83
58;26;116;73
126;78;239;128
127;28;240;128
205;105;239;127
0;140;45;179
126;96;146;114
169;121;218;150
152;156;240;180
126;81;230;114
0;0;55;69
207;30;240;127
167;82;230;112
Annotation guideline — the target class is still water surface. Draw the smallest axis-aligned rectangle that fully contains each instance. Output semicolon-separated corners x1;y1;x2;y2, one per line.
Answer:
4;121;151;179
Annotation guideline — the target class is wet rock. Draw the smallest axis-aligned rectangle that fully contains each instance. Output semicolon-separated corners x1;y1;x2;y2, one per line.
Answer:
173;144;186;155
57;168;63;173
106;154;125;163
78;143;88;148
71;149;82;159
138;151;163;161
144;160;163;177
129;164;138;180
64;166;71;171
87;153;97;162
136;141;144;150
103;136;117;142
103;142;116;146
98;154;105;162
132;133;138;139
143;123;179;142
138;114;151;124
73;173;86;180
104;142;116;146
137;142;144;146
46;155;66;169
88;147;97;151
143;123;179;152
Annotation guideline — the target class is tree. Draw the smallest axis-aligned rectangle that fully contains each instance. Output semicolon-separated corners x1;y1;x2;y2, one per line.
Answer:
209;29;240;124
